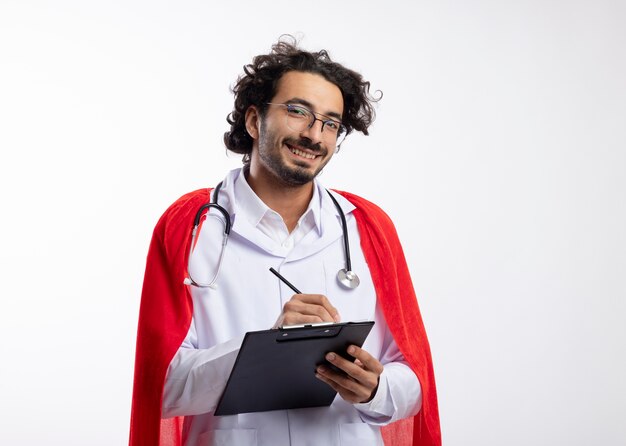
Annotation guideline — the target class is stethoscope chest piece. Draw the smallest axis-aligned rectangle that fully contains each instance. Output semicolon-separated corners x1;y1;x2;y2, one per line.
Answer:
337;268;360;289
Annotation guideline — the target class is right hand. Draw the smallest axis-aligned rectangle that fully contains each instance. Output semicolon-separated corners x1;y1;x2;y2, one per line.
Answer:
273;294;341;328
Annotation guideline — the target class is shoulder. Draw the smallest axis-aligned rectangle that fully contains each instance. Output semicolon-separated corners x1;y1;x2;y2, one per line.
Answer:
331;190;405;251
164;188;211;217
153;188;212;242
331;189;395;228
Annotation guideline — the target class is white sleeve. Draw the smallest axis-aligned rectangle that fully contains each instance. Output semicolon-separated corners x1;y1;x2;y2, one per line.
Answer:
353;313;423;425
161;317;243;418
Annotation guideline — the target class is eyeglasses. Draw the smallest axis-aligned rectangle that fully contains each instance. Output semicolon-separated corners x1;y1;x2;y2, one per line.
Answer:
266;102;347;147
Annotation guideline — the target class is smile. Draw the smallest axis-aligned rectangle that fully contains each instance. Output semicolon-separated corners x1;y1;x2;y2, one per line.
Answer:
287;144;318;160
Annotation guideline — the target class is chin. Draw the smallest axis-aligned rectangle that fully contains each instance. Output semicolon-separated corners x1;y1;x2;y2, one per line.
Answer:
279;165;318;186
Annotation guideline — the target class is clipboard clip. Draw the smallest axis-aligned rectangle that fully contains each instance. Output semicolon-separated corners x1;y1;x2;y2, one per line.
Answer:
276;324;342;342
281;322;335;329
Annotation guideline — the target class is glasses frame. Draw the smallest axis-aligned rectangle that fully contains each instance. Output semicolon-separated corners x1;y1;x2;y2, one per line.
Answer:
266;102;347;149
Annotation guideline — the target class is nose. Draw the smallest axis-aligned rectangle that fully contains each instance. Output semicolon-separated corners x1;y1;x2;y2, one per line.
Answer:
299;118;325;144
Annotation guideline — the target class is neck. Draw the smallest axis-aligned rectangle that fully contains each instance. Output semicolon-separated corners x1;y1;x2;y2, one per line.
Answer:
244;167;314;233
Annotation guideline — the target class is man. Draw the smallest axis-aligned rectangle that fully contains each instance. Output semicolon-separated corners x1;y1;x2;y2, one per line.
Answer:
130;38;441;445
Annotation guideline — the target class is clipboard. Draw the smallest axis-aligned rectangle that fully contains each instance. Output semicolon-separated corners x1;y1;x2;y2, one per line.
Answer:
214;321;374;416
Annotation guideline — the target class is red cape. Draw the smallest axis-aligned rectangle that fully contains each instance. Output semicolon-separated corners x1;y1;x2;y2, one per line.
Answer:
130;188;441;446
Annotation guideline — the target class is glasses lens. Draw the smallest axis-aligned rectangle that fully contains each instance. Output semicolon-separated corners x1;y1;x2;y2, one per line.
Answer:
283;104;346;147
284;105;313;133
335;126;347;148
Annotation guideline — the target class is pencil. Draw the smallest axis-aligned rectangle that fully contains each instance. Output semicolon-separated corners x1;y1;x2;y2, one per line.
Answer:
269;267;302;294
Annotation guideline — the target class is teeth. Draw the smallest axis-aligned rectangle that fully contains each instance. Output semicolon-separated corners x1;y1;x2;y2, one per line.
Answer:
290;147;316;160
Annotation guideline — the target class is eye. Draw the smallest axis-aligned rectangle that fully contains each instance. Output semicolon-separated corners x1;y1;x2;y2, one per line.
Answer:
286;105;310;118
324;120;340;131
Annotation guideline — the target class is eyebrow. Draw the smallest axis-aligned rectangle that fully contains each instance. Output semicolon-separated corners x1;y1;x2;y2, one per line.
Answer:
284;97;343;121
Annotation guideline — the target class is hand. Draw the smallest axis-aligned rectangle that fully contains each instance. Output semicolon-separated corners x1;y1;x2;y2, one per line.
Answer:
273;294;341;328
315;345;384;404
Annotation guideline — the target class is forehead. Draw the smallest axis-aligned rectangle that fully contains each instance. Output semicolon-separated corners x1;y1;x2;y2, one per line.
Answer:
271;71;344;117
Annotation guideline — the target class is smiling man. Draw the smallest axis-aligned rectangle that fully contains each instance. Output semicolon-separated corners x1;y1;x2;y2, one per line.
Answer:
130;38;441;446
255;74;342;185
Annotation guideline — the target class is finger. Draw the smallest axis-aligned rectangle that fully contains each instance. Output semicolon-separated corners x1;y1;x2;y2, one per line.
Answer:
317;365;363;393
315;370;353;399
283;300;335;323
291;294;340;322
324;352;373;385
346;345;384;375
280;312;330;326
315;366;370;403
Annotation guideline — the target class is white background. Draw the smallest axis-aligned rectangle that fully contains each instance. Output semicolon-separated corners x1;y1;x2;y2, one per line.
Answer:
1;1;625;445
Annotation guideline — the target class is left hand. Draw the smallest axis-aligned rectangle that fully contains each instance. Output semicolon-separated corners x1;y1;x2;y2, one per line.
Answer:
315;345;384;404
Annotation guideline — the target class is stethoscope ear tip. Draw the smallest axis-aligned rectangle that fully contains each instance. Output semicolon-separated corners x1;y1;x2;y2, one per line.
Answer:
184;276;218;289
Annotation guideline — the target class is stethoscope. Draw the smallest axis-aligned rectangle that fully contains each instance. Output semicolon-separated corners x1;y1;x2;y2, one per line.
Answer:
184;182;360;290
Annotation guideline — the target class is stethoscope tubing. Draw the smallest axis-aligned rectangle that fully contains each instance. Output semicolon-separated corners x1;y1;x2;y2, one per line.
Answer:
185;182;359;289
325;190;352;274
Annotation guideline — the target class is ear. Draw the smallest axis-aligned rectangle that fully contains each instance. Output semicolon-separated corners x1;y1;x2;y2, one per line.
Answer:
245;106;260;140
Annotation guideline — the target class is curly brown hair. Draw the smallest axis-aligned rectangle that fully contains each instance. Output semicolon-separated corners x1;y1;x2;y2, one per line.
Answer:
223;36;381;163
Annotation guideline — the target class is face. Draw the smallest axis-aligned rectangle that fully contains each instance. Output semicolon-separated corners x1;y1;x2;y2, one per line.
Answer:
246;71;344;187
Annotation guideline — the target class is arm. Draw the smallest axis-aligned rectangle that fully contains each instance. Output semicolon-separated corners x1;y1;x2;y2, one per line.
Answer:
316;324;422;425
279;292;422;424
337;191;441;443
163;292;340;418
161;319;241;418
130;190;212;445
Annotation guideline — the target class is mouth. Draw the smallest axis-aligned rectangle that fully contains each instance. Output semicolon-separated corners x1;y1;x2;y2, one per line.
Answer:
286;143;321;161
